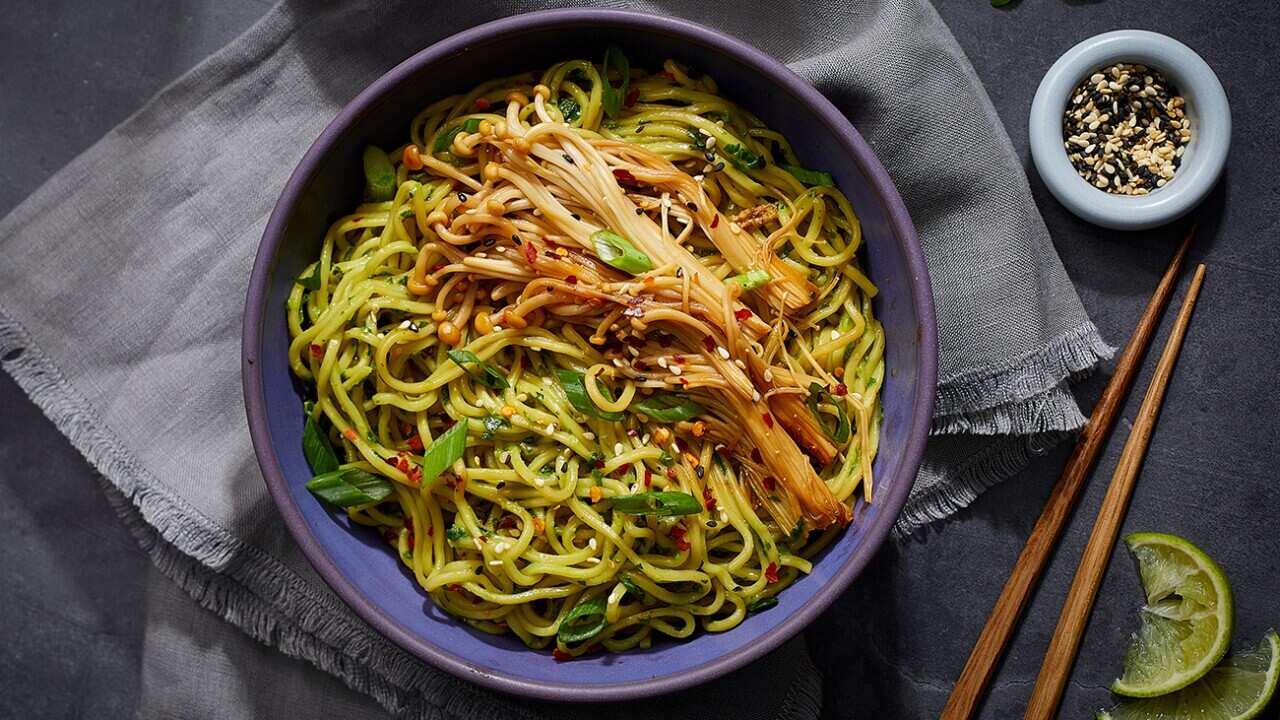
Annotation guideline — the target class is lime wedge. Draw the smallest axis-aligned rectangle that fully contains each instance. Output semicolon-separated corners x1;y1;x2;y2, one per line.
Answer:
1098;630;1279;720
1111;532;1233;697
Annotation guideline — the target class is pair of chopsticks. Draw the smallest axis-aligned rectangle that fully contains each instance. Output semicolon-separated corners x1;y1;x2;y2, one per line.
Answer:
941;224;1207;720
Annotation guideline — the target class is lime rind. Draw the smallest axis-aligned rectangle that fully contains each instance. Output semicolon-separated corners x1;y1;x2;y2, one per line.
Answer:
1111;532;1234;698
1097;630;1279;720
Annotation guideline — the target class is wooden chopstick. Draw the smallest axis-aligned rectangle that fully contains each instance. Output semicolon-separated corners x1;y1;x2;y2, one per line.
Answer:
1024;262;1207;719
940;224;1198;720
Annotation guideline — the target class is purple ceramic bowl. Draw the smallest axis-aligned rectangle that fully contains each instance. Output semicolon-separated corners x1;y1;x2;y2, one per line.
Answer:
243;8;936;702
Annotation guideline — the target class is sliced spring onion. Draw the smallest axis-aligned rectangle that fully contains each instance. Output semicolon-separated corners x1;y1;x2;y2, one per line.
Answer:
362;146;396;202
631;394;703;422
747;596;779;613
726;269;773;291
558;595;608;645
781;163;835;187
557;96;581;123
447;349;509;390
591;229;653;274
806;382;851;444
296;264;322;291
600;46;630;120
555;368;624;421
302;415;339;475
417;420;468;485
306;468;393;507
723;142;764;170
431;118;483;153
609;491;702;517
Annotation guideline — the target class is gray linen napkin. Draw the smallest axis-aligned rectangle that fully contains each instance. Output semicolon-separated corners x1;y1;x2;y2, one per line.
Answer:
0;0;1110;717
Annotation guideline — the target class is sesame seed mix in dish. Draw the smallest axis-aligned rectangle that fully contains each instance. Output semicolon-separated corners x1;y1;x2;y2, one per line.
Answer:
287;48;884;659
1063;62;1192;195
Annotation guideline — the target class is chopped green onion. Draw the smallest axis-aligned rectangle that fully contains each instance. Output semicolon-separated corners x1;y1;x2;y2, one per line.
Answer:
306;468;394;507
726;269;773;291
591;229;653;274
480;413;509;440
431;118;483;153
609;491;702;517
447;349;509;390
555;368;624;421
558;595;608;645
417;420;468;485
302;415;339;475
297;264;322;291
362;146;396;202
557;96;581;123
600;46;630;120
781;163;835;187
631;394;703;422
723;143;764;170
806;382;851;444
747;596;779;613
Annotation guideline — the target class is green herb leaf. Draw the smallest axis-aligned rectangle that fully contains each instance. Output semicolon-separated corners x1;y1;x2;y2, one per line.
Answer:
447;349;509;390
723;143;764;171
555;368;624;421
609;491;702;517
747;595;779;613
481;413;509;440
557;96;581;123
619;574;647;601
591;229;653;274
431;118;483;153
302;415;340;475
362;146;396;202
781;163;835;187
306;468;394;507
445;524;467;542
726;269;772;291
631;394;703;422
418;421;468;485
805;382;851;444
686;128;707;150
557;595;608;644
600;46;630;120
297;264;322;291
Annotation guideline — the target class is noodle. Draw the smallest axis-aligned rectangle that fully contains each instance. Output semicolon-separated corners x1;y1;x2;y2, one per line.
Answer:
287;51;885;657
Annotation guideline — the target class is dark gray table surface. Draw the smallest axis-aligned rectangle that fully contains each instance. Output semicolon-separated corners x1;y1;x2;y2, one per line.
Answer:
2;2;1277;718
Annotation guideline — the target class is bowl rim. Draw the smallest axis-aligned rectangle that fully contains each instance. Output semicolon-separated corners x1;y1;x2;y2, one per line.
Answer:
1028;29;1231;230
243;8;937;702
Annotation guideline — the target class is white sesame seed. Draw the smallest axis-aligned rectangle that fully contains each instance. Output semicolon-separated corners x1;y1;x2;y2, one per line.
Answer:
641;433;650;444
693;174;705;182
752;390;761;402
831;329;841;340
488;560;503;566
583;431;596;441
399;320;412;329
705;136;717;149
657;356;669;369
733;359;746;370
670;365;683;376
614;442;624;455
588;538;597;550
535;477;546;487
763;369;774;382
728;222;742;234
717;346;730;360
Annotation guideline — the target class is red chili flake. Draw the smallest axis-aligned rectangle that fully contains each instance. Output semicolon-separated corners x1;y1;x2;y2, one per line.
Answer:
710;215;720;229
431;264;445;272
634;360;649;371
610;466;629;479
309;343;324;358
833;383;849;397
497;515;518;530
447;583;462;592
425;526;433;537
701;336;716;352
406;467;422;486
624;88;639;107
544;250;558;258
678;378;689;386
644;469;653;488
404;526;415;549
703;488;717;513
762;413;774;429
671;525;690;551
657;334;674;348
477;534;487;544
750;448;763;464
343;429;358;441
734;308;753;321
395;456;410;473
565;275;578;285
400;421;414;435
523;242;537;264
407;435;424;451
763;476;777;492
473;97;491;111
659;70;675;80
764;562;779;584
612;168;637;184
552;648;573;662
665;467;678;480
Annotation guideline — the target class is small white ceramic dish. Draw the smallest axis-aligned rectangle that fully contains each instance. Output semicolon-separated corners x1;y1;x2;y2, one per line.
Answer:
1029;30;1230;230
